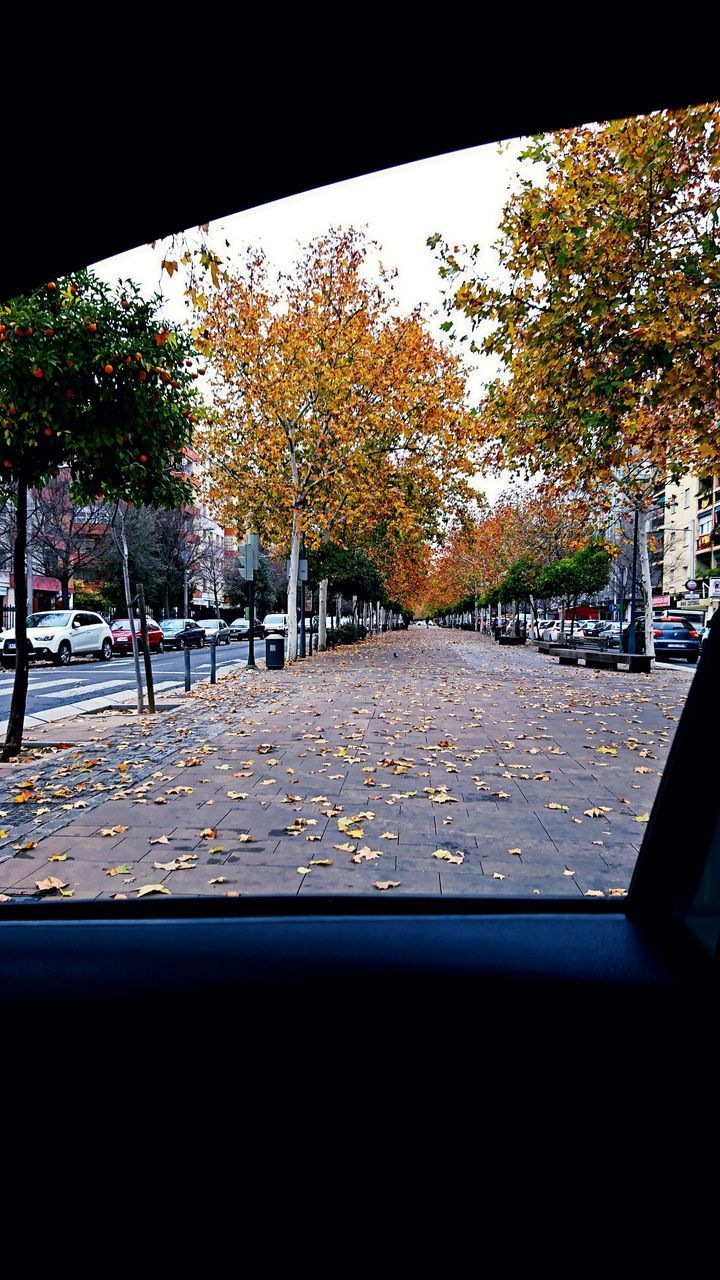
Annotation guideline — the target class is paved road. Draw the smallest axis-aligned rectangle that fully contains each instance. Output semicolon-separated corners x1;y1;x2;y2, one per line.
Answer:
0;629;694;901
0;640;270;733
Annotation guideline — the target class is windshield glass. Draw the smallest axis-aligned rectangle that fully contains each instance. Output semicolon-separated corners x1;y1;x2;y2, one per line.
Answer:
1;100;715;909
27;613;70;628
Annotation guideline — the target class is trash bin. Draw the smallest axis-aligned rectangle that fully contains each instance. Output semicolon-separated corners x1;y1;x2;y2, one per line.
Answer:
265;634;285;669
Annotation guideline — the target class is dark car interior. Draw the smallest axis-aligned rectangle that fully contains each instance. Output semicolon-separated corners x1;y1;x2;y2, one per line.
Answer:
2;45;719;1179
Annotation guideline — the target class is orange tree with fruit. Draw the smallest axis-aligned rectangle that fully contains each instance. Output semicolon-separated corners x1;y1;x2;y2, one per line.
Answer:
0;270;197;758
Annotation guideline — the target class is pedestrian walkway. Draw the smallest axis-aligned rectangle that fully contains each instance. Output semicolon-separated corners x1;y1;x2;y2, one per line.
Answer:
0;630;690;901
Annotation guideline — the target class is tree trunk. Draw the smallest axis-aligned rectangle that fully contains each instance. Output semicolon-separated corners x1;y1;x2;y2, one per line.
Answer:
2;479;29;760
286;508;301;663
639;506;655;660
60;571;71;609
318;577;328;650
570;597;577;639
163;584;170;620
117;514;144;713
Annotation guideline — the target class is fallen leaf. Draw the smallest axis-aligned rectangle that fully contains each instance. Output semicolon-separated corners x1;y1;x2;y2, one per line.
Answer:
48;854;68;862
373;881;401;890
149;835;171;846
584;807;613;818
35;876;67;893
334;842;357;853
207;845;224;854
297;866;312;874
380;832;399;840
492;873;505;881
633;813;650;824
208;877;227;885
351;848;382;863
585;890;605;898
433;849;464;864
507;848;522;857
100;825;128;837
105;864;134;877
135;884;171;897
546;803;569;811
14;840;38;852
201;827;217;839
308;858;333;867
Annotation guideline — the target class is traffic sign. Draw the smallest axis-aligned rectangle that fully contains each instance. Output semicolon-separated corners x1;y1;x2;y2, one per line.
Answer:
685;578;699;591
286;558;308;582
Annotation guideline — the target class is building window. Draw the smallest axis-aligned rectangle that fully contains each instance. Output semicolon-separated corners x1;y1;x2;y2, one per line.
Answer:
684;488;690;508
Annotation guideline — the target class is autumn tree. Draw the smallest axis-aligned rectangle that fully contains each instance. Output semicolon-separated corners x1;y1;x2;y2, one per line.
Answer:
0;271;196;756
196;229;478;661
30;471;113;607
433;103;720;661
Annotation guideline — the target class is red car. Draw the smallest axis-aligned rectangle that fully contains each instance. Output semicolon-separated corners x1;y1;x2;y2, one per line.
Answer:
110;617;165;653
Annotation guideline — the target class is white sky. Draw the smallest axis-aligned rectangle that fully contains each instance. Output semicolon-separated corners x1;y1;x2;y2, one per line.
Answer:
92;137;530;504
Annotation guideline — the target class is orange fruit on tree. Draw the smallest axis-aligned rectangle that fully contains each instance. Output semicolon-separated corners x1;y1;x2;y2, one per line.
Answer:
43;427;53;437
33;368;44;379
104;364;114;375
47;281;57;290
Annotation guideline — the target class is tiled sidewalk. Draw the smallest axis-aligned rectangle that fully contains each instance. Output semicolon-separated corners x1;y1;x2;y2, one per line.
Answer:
0;630;690;901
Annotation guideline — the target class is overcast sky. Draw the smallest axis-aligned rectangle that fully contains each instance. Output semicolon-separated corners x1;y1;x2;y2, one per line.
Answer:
92;137;530;503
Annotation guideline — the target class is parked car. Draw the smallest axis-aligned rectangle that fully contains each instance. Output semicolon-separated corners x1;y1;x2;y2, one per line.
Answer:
619;618;699;663
199;619;232;645
261;613;289;636
159;618;206;649
540;621;583;642
227;617;263;640
598;622;623;647
111;617;164;653
579;620;603;637
631;618;700;664
1;609;114;668
700;623;710;651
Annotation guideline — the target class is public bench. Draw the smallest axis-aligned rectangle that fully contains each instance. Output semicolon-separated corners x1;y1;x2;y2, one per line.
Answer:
497;635;527;646
557;648;652;673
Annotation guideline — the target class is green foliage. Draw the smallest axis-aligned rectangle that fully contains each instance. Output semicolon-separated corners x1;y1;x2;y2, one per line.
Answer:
0;270;197;507
307;541;386;602
497;556;541;604
324;621;368;648
537;543;611;602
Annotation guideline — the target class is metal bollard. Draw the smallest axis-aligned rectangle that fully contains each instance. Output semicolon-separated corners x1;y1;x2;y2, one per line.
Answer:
184;643;191;692
210;635;217;684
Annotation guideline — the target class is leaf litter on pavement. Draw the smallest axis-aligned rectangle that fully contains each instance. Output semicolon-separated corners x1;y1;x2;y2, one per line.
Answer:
0;630;687;902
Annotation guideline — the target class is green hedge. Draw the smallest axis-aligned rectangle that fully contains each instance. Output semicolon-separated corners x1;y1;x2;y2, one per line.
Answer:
325;622;368;648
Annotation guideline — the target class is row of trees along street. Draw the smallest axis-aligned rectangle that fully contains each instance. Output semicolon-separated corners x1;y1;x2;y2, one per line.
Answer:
430;102;720;658
3;103;719;753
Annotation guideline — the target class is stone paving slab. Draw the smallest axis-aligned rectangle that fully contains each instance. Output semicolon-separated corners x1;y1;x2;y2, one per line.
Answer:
0;629;692;902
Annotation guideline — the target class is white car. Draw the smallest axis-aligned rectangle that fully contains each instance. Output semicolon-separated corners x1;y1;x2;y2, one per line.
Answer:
1;609;114;668
261;613;289;636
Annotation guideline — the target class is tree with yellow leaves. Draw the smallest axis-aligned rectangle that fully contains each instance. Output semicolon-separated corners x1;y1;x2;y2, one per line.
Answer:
196;229;478;660
433;103;720;658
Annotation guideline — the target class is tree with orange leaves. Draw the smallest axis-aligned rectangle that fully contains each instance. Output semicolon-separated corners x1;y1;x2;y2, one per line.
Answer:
433;104;720;658
196;229;478;660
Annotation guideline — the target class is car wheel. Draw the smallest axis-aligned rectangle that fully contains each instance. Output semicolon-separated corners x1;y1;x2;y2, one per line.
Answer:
1;657;15;670
200;636;206;647
687;655;698;664
157;641;164;654
98;638;113;661
54;641;72;667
